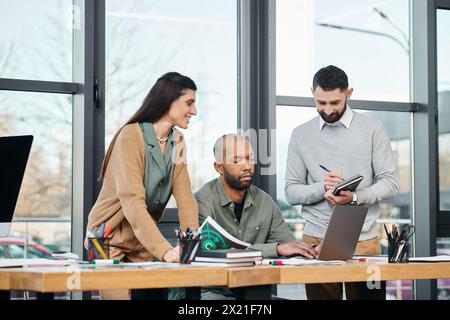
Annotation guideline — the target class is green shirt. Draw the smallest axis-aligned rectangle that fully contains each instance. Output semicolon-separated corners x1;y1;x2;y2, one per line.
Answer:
139;122;174;214
195;178;295;258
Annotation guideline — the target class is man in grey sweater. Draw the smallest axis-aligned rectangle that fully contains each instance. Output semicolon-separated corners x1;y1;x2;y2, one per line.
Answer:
285;65;399;300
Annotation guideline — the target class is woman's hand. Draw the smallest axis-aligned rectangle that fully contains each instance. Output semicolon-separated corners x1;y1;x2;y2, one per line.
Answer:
163;246;181;263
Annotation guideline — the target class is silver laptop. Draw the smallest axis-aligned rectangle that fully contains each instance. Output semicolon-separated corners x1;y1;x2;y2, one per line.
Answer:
317;205;368;261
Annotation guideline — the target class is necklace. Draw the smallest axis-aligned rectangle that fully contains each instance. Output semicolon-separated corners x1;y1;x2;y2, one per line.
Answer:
156;135;169;144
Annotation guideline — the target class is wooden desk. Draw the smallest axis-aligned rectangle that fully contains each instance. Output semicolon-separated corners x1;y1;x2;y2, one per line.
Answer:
2;261;449;299
0;271;9;290
227;262;450;288
0;265;228;299
226;261;450;299
0;271;10;300
278;261;450;285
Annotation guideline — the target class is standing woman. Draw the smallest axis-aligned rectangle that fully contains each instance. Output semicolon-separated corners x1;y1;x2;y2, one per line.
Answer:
86;72;199;299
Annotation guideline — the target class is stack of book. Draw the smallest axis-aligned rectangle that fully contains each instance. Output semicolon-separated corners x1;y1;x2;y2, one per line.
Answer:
191;248;262;267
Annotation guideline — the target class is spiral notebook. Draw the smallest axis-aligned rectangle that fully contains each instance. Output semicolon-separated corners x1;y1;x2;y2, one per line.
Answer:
332;174;364;196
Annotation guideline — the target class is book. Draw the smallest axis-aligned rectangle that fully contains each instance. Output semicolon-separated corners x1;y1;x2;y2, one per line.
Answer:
196;248;262;259
194;256;262;263
198;216;251;250
190;261;256;267
332;174;364;196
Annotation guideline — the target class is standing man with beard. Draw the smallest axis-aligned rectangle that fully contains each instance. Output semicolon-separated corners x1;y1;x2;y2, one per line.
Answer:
196;134;317;300
285;65;399;300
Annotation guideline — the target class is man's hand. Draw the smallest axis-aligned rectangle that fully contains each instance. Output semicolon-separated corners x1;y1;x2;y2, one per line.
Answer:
163;246;180;263
313;242;323;256
324;190;353;206
323;171;344;192
276;240;318;259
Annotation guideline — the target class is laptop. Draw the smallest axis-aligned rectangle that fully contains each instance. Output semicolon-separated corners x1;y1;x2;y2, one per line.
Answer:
0;135;33;237
317;205;368;261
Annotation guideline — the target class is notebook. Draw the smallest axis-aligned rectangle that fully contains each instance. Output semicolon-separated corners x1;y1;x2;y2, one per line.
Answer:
332;174;364;196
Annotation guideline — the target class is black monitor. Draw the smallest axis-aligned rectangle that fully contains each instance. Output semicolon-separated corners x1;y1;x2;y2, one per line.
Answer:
0;135;33;236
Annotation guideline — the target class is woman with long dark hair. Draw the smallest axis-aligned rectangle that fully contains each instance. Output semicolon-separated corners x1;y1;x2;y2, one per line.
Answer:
86;72;199;299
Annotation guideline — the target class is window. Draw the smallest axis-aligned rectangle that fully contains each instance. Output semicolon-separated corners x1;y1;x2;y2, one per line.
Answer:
0;0;73;82
105;0;238;205
276;106;411;300
437;9;450;211
0;90;72;256
276;0;410;101
276;106;411;239
437;237;450;300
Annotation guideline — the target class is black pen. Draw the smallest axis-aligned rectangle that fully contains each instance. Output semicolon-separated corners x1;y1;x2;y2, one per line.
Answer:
319;165;331;172
384;224;392;242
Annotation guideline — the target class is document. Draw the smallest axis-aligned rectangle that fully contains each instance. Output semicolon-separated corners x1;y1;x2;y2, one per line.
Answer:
261;258;345;266
0;259;74;268
408;255;450;262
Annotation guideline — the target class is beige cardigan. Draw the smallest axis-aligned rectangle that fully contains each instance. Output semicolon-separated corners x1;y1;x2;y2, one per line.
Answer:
87;123;199;261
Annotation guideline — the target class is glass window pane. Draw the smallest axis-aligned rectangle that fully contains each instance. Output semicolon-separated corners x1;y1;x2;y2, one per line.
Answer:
437;238;450;300
0;0;73;81
277;106;412;299
105;0;238;207
437;9;450;211
277;0;410;101
276;106;411;228
0;90;72;255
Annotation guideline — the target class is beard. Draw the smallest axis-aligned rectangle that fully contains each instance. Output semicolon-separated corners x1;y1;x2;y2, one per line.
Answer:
223;167;253;191
319;101;347;124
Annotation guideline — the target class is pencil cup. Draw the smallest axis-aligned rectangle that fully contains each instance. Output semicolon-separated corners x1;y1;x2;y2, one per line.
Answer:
88;237;110;262
388;239;409;263
179;239;200;264
387;238;396;263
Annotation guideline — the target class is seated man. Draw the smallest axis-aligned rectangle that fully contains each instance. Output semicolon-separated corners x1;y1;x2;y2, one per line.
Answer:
196;134;317;300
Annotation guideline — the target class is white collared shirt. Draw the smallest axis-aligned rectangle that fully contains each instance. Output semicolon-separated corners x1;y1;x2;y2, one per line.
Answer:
319;105;353;130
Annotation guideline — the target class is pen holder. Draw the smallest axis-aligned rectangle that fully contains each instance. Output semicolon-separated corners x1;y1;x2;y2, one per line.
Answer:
388;239;409;263
179;239;200;264
88;237;110;262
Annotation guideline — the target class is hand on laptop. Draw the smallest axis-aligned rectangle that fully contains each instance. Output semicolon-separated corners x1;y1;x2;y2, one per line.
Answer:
313;242;322;256
276;240;318;259
324;190;353;206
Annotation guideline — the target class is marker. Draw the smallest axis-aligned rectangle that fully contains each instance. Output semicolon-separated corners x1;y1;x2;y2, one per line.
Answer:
91;259;120;265
99;223;105;238
271;260;283;266
103;226;113;238
90;238;108;259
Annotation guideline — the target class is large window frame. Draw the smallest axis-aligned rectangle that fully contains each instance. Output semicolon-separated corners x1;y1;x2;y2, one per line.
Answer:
436;0;450;239
244;0;450;300
1;0;449;300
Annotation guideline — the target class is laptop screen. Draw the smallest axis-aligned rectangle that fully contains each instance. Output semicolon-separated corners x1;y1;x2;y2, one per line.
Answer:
0;135;33;224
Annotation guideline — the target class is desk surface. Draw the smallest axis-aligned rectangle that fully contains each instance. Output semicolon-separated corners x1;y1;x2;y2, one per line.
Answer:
2;261;450;292
0;272;9;290
1;265;228;293
227;261;450;288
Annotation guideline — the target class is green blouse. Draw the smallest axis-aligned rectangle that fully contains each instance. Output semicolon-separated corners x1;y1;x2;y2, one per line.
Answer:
139;122;174;214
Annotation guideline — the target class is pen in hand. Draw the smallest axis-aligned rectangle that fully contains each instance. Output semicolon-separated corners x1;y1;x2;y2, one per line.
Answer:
319;165;331;173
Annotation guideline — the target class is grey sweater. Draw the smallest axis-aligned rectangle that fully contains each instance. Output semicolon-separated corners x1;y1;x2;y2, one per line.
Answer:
284;110;399;241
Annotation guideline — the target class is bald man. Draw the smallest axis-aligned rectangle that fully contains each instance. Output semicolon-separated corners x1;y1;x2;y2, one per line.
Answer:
195;134;317;300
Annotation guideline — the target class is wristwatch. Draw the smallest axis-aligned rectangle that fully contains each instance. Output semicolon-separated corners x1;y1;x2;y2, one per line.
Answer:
350;192;358;205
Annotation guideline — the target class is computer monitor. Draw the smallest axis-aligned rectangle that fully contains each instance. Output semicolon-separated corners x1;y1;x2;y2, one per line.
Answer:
0;135;33;237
